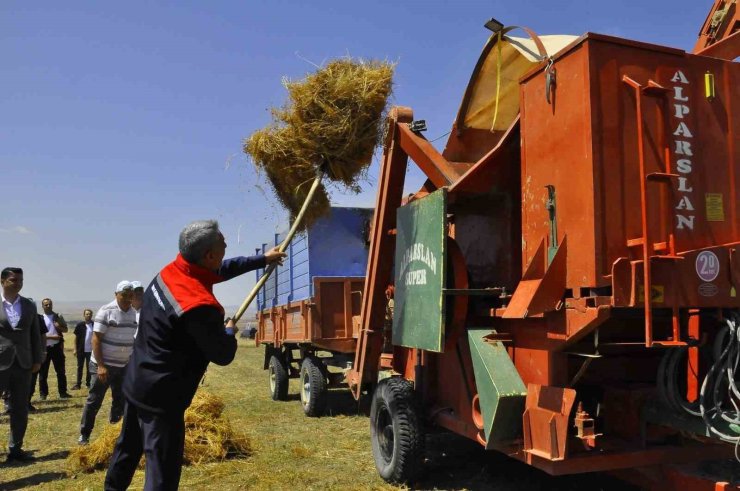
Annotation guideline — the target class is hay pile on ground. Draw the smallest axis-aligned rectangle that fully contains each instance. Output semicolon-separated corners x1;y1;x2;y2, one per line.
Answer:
66;391;251;474
244;58;394;229
183;391;251;464
67;420;124;474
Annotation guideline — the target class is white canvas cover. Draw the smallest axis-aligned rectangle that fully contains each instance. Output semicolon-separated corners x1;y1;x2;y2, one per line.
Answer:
463;35;577;132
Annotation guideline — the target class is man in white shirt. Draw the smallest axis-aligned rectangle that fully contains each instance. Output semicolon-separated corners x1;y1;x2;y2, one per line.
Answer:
131;280;143;323
131;280;144;340
78;281;137;445
37;298;70;400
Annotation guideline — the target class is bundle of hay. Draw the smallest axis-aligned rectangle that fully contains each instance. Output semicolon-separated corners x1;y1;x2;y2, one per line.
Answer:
67;391;251;474
244;58;394;229
183;391;251;464
67;420;123;474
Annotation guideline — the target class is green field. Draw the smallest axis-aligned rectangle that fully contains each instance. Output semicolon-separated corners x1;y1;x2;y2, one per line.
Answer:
1;339;629;490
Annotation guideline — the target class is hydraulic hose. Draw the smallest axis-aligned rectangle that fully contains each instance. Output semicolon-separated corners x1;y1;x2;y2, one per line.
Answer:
657;312;740;443
698;312;740;443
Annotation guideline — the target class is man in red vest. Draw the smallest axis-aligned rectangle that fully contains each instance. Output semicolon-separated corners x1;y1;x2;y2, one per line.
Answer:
104;220;285;490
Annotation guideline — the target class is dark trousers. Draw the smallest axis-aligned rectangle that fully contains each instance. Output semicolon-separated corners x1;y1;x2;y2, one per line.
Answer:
0;362;32;452
79;362;125;437
29;371;38;403
76;351;92;387
38;342;67;397
105;401;185;491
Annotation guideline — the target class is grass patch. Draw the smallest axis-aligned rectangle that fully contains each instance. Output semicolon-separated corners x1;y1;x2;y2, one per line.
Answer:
0;339;630;490
66;391;251;474
0;340;398;490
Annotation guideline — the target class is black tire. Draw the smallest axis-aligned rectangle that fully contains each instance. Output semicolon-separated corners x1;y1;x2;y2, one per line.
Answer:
268;354;289;401
370;377;424;484
300;356;327;417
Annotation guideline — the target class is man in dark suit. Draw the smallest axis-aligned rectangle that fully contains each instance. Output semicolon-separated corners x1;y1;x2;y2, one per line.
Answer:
71;309;94;390
26;311;46;412
0;267;44;462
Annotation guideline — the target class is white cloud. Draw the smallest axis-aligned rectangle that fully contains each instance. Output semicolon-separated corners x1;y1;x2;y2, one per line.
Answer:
0;225;33;234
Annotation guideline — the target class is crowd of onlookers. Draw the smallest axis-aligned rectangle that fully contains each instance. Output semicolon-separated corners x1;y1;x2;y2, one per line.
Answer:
1;270;144;462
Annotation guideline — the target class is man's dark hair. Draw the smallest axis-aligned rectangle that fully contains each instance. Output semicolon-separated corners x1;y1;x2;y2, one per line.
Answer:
1;267;23;280
84;308;93;316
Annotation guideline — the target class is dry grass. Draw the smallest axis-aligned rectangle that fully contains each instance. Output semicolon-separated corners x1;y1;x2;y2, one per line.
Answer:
244;58;394;230
0;340;399;490
66;421;122;474
0;339;628;490
66;391;251;474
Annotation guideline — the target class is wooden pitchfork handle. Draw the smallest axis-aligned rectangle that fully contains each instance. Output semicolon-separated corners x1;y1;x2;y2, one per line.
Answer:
232;172;323;323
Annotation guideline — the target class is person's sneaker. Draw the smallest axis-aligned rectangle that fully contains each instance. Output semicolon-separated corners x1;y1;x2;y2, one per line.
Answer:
27;403;37;413
70;384;81;390
6;449;34;462
109;415;122;424
59;393;72;399
78;434;89;445
39;394;47;401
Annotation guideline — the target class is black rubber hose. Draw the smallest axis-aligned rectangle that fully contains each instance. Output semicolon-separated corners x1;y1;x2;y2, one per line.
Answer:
699;314;740;442
666;347;701;417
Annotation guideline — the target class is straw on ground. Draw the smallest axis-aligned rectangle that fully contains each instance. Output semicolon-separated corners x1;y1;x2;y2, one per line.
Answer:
66;391;251;474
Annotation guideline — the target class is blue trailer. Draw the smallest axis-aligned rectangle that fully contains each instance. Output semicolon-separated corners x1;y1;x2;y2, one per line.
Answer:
255;207;372;416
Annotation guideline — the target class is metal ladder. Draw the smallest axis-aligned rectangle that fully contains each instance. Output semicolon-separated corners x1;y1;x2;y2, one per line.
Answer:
622;75;685;347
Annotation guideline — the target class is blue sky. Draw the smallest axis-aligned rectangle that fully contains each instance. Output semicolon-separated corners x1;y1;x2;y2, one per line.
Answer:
1;1;708;309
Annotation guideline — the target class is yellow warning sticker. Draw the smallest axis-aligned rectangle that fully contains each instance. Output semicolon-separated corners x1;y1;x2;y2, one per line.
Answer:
706;193;725;221
639;285;665;303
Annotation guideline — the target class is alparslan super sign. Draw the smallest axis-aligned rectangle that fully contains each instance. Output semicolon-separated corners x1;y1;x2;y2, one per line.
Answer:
398;242;438;286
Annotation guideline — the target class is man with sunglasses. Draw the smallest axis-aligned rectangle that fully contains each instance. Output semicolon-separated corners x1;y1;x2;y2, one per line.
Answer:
0;267;44;462
78;281;137;445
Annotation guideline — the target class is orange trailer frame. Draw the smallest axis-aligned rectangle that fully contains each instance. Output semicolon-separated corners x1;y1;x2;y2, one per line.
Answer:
347;13;740;489
256;276;364;416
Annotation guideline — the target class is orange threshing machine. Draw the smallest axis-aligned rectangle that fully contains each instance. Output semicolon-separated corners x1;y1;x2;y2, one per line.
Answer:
345;2;740;488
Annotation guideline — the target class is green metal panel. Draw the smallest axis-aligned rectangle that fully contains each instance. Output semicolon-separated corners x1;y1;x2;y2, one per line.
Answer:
468;327;528;446
393;189;447;352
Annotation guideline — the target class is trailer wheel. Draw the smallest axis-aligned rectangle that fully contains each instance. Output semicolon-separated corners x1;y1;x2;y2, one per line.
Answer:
300;356;327;417
268;355;289;401
370;377;424;484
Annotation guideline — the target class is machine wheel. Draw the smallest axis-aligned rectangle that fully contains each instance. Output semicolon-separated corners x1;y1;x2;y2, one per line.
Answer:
268;355;289;401
300;356;327;417
370;377;424;484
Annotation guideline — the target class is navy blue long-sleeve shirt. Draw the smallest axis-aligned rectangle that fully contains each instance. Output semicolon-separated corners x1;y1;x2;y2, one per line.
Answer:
123;254;265;413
